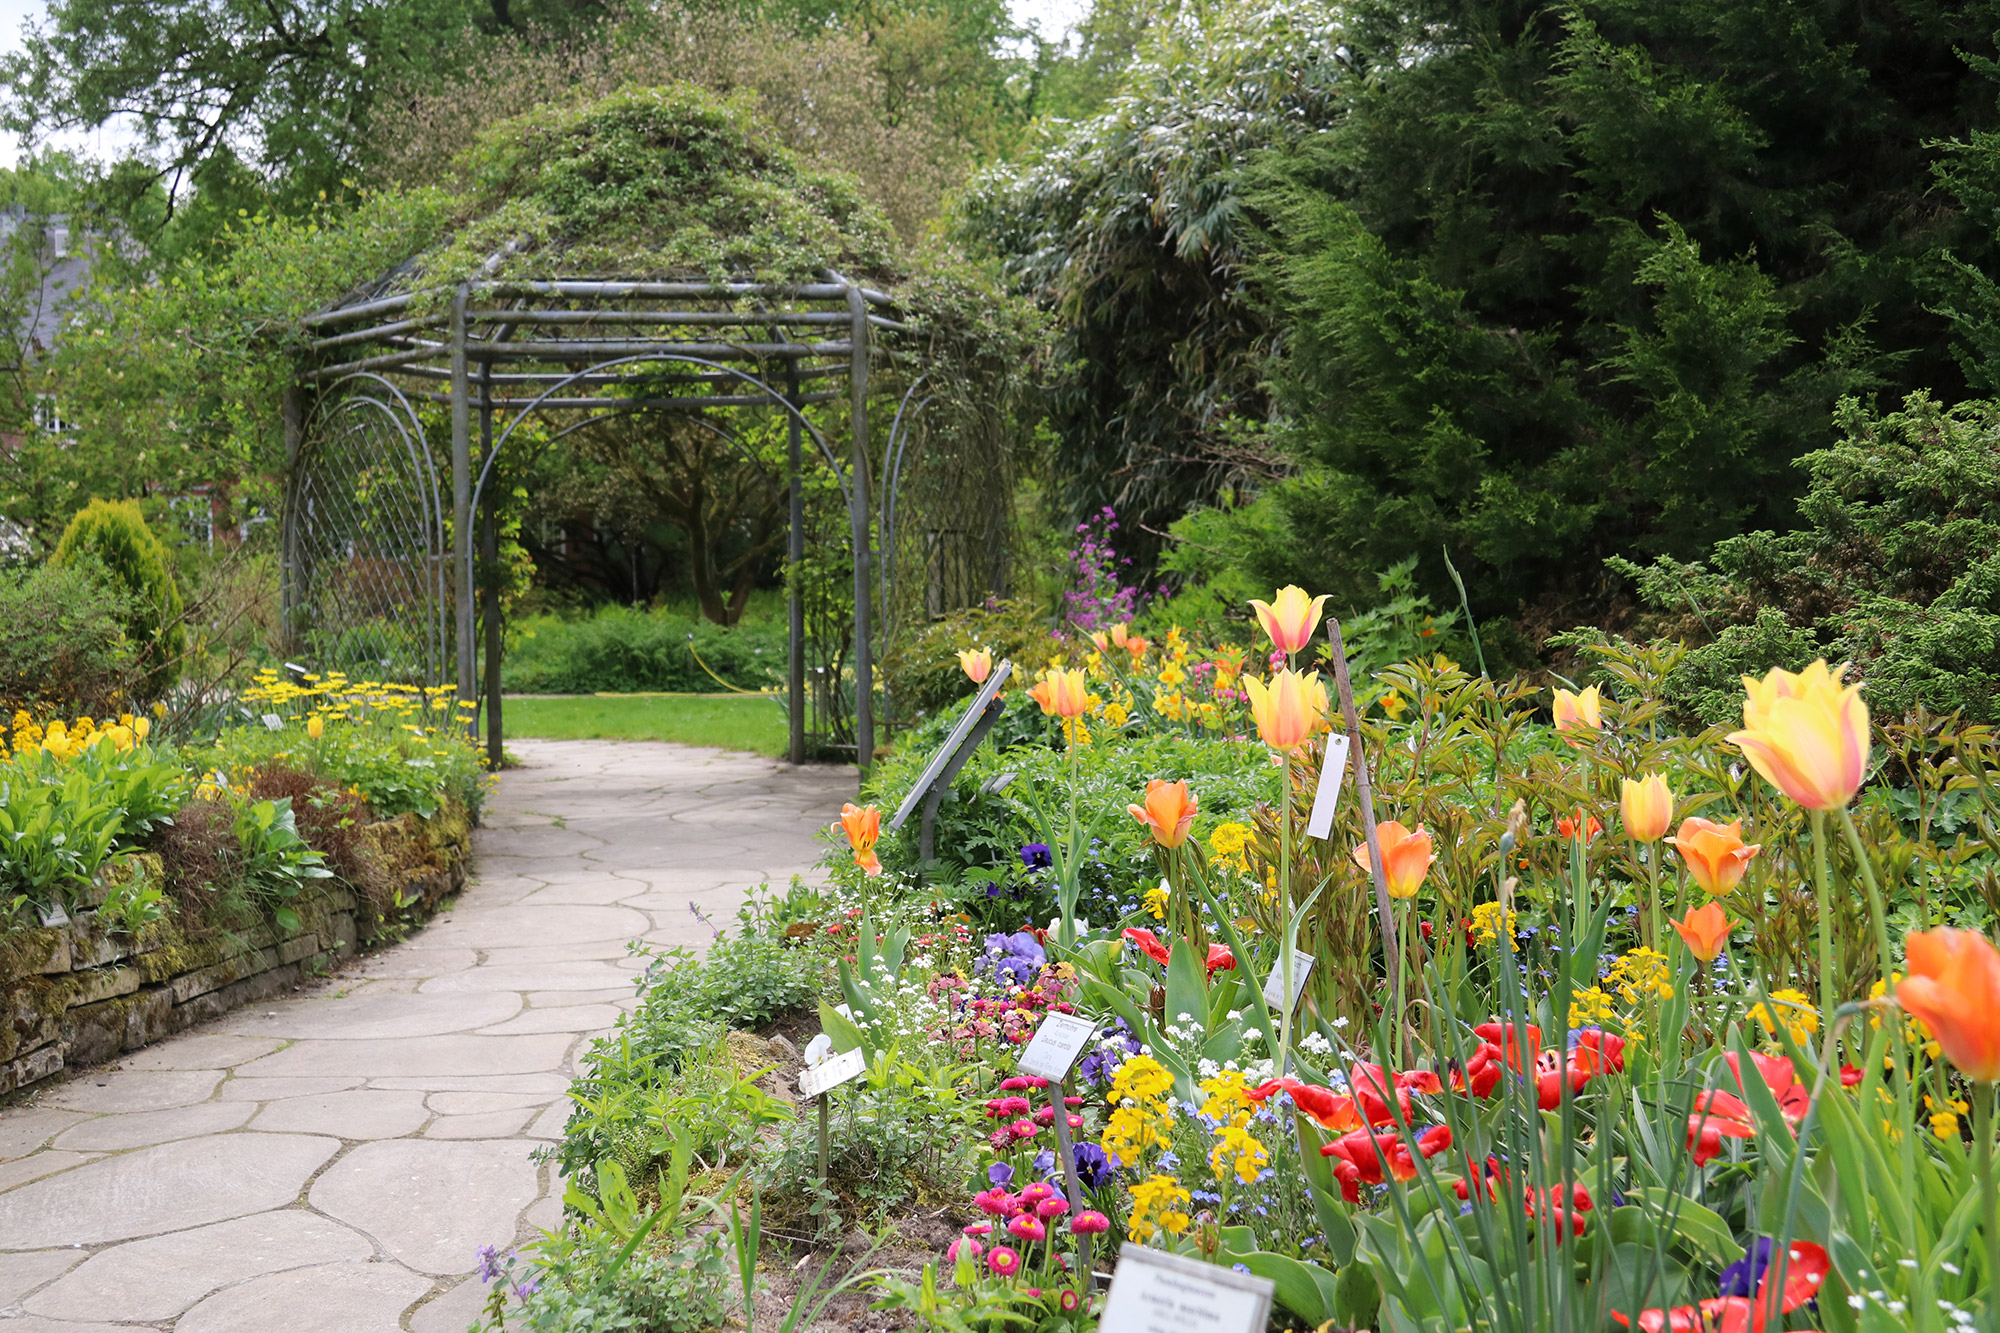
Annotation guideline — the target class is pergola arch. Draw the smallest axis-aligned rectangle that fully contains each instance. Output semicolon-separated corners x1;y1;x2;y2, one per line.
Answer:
282;269;985;776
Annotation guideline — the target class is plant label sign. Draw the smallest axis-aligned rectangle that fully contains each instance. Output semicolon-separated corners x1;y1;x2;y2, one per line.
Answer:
1304;733;1352;839
1016;1010;1097;1083
1098;1244;1274;1333
797;1047;865;1100
1261;951;1315;1013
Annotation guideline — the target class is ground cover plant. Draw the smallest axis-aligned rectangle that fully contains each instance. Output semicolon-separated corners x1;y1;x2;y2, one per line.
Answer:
493;581;2000;1333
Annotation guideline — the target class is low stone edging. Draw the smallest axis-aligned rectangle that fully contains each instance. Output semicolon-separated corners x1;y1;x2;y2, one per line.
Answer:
0;811;471;1096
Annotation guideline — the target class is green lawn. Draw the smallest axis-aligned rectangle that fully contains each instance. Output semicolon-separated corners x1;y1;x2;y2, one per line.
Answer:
503;693;788;756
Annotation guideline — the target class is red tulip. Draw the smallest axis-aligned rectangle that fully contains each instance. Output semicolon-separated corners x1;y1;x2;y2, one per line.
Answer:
1120;927;1171;966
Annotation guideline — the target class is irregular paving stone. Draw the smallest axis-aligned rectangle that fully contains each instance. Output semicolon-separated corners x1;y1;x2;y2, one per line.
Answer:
370;1072;571;1095
111;1033;283;1071
232;1032;571;1079
175;1260;434;1333
523;1103;569;1140
216;1074;365;1101
251;1089;431;1139
476;1003;626;1035
0;1249;82;1305
0;1108;87;1161
0;1315;131;1332
349;947;481;979
42;1068;224;1113
0;1134;339;1247
425;1108;534;1138
477;942;642;966
523;987;636;1008
418;960;645;993
426;1092;553;1115
418;896;644;948
25;1210;374;1321
311;1138;541;1274
50;1100;255;1152
216;990;522;1041
0;1150;102;1194
409;1274;494;1333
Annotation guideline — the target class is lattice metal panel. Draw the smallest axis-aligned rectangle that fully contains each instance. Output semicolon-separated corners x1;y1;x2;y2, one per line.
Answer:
282;381;449;686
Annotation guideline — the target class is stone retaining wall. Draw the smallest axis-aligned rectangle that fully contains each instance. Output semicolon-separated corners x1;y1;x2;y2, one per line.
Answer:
0;812;469;1096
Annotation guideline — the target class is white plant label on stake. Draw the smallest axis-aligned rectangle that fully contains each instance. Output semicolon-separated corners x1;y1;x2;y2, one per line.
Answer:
261;713;286;732
1304;733;1352;840
797;1047;865;1100
1016;1010;1096;1083
1261;951;1316;1013
1098;1243;1274;1333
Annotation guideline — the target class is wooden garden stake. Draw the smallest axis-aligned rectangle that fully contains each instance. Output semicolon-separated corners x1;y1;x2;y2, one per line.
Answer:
1325;620;1401;1023
816;1096;831;1185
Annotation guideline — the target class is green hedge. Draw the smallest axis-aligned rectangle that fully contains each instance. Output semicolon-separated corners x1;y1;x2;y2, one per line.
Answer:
502;605;786;694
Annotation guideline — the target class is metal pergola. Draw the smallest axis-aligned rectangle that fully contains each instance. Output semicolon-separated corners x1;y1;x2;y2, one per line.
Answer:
283;269;912;774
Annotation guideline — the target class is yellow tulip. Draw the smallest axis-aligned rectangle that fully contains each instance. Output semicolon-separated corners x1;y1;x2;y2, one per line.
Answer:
1248;586;1331;656
1244;668;1326;751
1552;685;1603;735
307;715;325;740
1028;668;1091;719
956;648;993;685
1727;660;1870;810
1619;773;1674;844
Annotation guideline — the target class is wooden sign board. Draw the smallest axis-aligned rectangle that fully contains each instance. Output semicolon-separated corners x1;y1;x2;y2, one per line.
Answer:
1016;1010;1097;1083
1098;1245;1274;1333
1261;951;1315;1013
797;1047;865;1100
1304;733;1352;840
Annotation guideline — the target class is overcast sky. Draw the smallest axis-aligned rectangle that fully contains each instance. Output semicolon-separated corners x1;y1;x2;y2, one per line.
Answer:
0;0;1094;169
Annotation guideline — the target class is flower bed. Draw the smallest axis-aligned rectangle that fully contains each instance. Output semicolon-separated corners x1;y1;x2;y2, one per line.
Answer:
494;594;2000;1332
0;677;485;1095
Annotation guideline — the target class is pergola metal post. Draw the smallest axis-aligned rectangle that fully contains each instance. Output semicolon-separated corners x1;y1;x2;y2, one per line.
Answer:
450;283;475;725
846;281;873;776
479;363;502;767
786;359;806;766
280;384;304;655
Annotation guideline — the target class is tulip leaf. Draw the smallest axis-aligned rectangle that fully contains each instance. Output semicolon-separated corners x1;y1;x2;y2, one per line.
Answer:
1624;1189;1740;1269
1164;935;1208;1045
1235;1252;1337;1325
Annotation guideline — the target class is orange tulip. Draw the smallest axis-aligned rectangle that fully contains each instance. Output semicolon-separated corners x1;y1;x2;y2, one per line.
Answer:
1088;631;1110;653
1670;817;1762;896
957;648;993;685
1556;810;1602;844
1352;821;1435;900
1249;586;1331;656
1244;668;1326;751
1552;685;1603;735
1128;780;1197;849
1028;668;1090;719
836;802;882;877
1620;773;1674;844
1670;902;1733;962
1727;660;1870;810
1125;636;1150;658
1897;928;2000;1082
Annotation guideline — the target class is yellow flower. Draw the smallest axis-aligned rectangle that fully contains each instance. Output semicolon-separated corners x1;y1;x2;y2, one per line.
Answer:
1379;691;1408;720
1157;662;1187;687
1931;1111;1961;1140
1110;1054;1173;1104
1142;881;1170;920
1208;1126;1269;1185
1728;660;1870;810
1748;988;1819;1046
1603;947;1673;1004
1568;986;1620;1030
1468;901;1519;950
306;715;324;740
1552;684;1603;736
1198;1071;1257;1129
1126;1175;1192;1242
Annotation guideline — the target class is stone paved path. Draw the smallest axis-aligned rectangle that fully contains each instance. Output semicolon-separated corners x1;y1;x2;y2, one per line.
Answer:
0;740;852;1332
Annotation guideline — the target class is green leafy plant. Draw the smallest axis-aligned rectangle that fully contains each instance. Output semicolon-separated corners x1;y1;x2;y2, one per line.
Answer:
228;795;332;931
49;498;185;695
